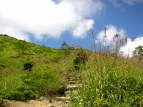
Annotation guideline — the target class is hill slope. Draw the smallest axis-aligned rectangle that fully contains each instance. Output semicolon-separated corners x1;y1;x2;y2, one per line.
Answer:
0;34;69;102
1;34;143;107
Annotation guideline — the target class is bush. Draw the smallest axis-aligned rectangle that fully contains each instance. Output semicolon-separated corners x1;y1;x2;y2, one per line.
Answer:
0;73;39;101
0;65;65;101
22;67;65;95
73;49;88;70
2;85;38;101
23;61;34;71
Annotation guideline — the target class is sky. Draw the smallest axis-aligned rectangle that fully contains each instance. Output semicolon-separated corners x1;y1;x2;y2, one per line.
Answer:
0;0;143;57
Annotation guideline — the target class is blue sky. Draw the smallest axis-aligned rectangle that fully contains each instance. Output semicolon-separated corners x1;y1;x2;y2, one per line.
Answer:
0;0;143;56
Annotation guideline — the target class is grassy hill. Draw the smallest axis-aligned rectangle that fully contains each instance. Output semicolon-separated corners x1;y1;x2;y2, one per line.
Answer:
0;34;69;101
0;34;143;107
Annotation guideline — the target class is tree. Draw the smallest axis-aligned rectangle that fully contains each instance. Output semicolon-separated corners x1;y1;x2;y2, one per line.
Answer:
60;41;70;50
133;46;143;56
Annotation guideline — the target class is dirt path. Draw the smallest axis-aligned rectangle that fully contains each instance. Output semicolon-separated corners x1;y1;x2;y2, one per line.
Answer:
5;96;68;107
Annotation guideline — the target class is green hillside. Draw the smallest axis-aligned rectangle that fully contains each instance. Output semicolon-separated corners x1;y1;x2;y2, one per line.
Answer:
0;34;69;101
0;34;143;107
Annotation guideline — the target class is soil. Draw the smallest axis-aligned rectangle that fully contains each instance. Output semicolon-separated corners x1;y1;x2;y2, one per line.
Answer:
4;96;68;107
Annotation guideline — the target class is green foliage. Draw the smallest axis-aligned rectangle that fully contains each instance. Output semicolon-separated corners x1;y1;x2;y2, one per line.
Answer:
22;67;65;95
60;41;70;50
69;53;143;107
0;99;6;107
33;44;52;54
60;41;71;55
133;46;143;56
0;72;38;101
0;68;64;100
70;71;143;106
23;61;34;71
2;85;38;101
0;35;66;101
1;34;143;107
73;49;88;70
14;40;31;54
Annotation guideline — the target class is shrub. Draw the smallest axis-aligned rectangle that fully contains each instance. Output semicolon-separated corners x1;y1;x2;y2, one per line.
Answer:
73;49;88;70
0;66;65;101
2;85;38;101
22;67;65;96
23;61;34;71
0;73;39;101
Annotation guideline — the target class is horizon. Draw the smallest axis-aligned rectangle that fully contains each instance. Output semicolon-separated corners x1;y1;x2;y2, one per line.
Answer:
0;0;143;57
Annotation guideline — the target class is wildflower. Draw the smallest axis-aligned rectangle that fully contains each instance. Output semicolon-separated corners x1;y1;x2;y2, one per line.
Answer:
96;89;100;93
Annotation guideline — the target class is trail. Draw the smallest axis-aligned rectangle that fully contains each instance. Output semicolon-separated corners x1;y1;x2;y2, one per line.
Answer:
5;96;67;107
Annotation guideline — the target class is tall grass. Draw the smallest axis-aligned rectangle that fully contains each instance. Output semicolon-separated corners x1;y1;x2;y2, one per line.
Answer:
69;31;143;107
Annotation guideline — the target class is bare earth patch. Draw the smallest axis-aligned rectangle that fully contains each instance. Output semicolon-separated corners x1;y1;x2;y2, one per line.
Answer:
4;96;68;107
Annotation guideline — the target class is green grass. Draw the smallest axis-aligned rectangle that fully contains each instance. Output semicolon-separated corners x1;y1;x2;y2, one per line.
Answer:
68;51;143;107
0;34;143;107
0;34;67;101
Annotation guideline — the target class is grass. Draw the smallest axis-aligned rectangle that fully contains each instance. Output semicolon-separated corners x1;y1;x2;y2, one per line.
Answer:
0;34;67;102
67;37;143;106
0;34;143;107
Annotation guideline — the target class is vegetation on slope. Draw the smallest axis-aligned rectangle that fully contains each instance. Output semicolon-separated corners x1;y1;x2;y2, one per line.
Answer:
0;34;143;107
65;35;143;107
0;34;67;102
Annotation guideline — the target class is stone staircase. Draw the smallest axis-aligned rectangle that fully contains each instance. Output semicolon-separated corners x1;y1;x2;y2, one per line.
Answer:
56;74;82;107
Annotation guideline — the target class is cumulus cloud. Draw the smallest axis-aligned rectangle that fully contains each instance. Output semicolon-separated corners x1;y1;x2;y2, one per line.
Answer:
120;37;143;57
96;25;126;45
122;0;143;5
0;0;104;41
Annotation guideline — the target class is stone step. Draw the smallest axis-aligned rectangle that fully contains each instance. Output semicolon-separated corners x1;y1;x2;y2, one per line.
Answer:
65;90;78;95
67;81;76;84
67;78;81;81
66;75;81;79
58;105;69;107
67;80;81;84
66;84;81;90
55;97;70;101
65;91;78;98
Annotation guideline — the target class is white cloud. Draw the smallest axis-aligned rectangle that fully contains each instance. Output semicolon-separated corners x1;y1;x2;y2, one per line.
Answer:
0;0;104;41
96;25;126;45
120;37;143;57
73;19;94;38
122;0;143;5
